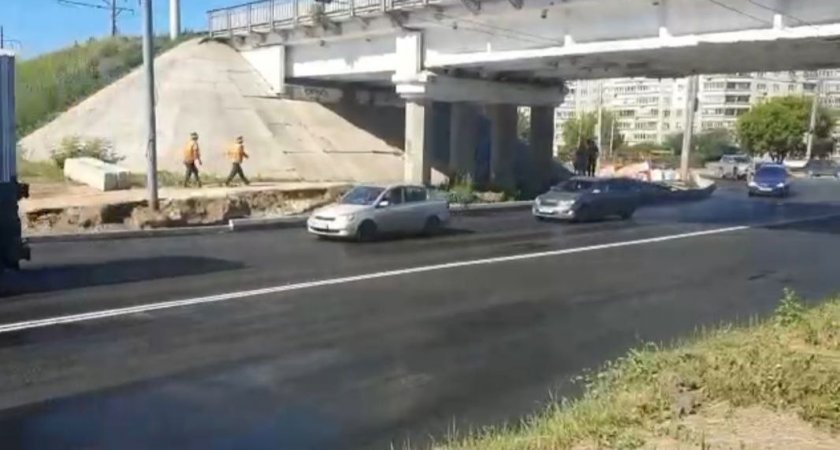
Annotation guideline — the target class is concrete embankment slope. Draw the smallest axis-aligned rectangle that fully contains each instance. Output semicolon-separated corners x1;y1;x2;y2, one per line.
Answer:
20;40;403;183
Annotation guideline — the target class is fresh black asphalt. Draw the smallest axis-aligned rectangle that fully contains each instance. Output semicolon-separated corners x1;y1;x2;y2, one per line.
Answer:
1;179;840;449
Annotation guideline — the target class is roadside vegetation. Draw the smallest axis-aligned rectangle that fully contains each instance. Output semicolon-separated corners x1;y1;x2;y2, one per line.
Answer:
16;34;195;138
439;290;840;450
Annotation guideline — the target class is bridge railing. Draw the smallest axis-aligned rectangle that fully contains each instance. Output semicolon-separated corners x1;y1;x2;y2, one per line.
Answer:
207;0;438;37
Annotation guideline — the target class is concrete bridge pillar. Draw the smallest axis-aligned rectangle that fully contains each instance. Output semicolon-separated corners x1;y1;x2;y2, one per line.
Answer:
529;106;556;193
170;0;180;40
449;103;480;182
488;104;517;191
404;100;432;185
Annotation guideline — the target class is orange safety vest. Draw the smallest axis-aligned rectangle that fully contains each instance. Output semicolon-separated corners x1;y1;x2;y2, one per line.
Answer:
184;140;201;163
227;143;248;163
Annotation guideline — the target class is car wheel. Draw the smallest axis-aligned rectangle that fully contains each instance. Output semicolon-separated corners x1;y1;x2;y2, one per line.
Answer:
355;220;377;242
422;216;442;236
535;216;547;222
748;191;754;197
573;205;592;223
619;208;635;220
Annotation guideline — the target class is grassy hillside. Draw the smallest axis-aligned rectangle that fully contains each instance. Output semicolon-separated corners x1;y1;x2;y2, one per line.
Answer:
15;35;194;138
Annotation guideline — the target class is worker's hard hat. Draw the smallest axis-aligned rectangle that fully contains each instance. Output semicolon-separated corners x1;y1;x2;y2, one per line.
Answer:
236;136;244;143
190;132;199;139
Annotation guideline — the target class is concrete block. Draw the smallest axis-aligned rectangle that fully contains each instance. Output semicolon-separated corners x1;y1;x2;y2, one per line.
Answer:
63;157;131;191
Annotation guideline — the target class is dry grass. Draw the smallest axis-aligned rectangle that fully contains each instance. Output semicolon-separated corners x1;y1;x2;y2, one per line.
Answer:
436;291;840;450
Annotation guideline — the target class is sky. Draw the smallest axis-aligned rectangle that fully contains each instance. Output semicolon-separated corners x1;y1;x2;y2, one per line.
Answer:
0;0;239;58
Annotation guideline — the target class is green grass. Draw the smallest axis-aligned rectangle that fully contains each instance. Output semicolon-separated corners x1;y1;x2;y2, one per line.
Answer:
16;33;196;137
440;291;840;450
16;158;65;183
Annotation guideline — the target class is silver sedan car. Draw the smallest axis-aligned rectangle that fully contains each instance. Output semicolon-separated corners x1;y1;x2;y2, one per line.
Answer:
533;177;640;222
307;184;451;241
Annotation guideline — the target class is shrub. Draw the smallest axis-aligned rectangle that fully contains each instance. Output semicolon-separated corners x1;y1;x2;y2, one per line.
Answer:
446;174;478;205
50;136;124;169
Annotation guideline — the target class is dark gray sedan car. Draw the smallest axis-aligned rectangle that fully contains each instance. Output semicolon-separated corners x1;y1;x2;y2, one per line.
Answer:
533;177;640;222
804;159;839;178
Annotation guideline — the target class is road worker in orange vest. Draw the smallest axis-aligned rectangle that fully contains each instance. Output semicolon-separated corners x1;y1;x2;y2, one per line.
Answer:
225;136;250;186
183;132;202;187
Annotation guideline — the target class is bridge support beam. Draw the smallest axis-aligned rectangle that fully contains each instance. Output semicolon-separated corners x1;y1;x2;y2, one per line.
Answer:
396;71;564;106
449;103;479;182
529;106;555;194
488;104;517;191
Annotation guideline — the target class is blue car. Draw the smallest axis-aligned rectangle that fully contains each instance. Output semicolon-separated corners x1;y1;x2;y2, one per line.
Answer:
748;164;790;197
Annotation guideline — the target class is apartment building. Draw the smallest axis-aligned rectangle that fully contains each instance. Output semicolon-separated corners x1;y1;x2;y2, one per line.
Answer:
554;69;840;150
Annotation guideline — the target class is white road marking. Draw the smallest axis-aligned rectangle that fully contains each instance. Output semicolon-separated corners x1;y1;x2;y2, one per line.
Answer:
0;225;752;335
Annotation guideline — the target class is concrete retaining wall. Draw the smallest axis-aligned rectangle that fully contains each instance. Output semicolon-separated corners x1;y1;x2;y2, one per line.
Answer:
63;158;131;191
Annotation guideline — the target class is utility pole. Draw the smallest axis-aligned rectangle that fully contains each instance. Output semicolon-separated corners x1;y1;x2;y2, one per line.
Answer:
681;75;699;182
596;80;604;151
110;0;117;37
609;118;616;157
142;0;158;210
0;26;22;51
805;79;822;161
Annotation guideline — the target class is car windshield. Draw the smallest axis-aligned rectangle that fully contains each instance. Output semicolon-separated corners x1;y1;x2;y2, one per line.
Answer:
553;179;596;192
809;160;834;168
756;166;786;178
728;156;750;163
340;186;385;205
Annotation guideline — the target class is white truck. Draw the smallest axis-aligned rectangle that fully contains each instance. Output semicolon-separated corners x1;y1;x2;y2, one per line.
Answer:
1;51;30;273
706;154;752;180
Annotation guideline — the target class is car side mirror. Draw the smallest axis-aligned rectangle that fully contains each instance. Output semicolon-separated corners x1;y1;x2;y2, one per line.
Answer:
377;200;390;208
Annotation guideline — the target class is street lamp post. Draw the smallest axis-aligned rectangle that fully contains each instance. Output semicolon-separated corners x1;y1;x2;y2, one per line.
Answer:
142;0;158;210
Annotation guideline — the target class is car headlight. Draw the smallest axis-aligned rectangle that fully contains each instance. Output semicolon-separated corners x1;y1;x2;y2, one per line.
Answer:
340;214;355;221
748;181;758;187
776;182;786;188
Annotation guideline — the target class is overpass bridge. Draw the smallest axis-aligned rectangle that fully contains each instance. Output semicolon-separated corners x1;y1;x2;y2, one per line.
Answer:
206;0;840;188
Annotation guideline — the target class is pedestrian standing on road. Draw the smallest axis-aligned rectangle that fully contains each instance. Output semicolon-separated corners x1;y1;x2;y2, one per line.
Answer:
574;145;587;176
183;132;202;188
225;136;250;186
587;139;600;176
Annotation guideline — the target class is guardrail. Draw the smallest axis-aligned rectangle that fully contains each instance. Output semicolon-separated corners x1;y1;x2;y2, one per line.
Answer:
207;0;438;37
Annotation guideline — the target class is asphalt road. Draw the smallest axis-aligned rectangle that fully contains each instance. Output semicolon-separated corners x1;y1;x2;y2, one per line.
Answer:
2;178;840;449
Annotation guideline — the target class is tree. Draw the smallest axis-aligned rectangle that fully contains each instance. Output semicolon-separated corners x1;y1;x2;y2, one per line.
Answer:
736;96;834;162
561;111;624;153
665;128;739;162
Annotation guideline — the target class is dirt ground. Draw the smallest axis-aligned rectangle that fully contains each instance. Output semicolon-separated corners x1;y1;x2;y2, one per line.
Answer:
644;402;840;450
21;180;349;234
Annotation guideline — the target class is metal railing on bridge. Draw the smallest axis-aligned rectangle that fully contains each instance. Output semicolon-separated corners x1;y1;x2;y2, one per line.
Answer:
207;0;440;37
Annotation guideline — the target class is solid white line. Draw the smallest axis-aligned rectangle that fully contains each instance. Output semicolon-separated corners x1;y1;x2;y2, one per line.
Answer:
0;224;750;335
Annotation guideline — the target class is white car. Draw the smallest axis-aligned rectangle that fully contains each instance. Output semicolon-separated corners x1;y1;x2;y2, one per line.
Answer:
307;184;450;241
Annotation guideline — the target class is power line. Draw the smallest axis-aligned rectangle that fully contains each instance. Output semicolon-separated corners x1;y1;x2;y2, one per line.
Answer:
56;0;135;36
745;0;815;28
704;0;772;26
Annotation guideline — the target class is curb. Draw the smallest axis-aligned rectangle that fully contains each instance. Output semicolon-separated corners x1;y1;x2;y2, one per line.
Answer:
24;201;536;242
25;224;231;244
228;215;308;231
